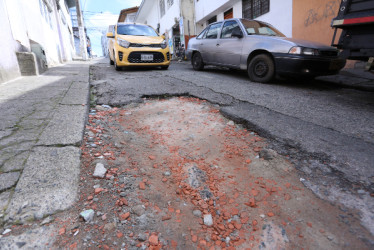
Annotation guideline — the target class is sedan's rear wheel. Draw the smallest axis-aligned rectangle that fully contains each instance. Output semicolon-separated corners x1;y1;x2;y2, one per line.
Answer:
248;54;274;83
192;52;204;71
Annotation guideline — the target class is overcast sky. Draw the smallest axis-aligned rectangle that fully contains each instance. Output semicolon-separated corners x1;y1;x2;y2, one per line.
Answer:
82;0;142;56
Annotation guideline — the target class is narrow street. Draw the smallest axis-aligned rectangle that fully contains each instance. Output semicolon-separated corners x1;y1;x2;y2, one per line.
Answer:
1;0;374;249
1;59;373;249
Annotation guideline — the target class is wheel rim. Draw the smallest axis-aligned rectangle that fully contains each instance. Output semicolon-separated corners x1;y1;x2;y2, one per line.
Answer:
254;60;268;77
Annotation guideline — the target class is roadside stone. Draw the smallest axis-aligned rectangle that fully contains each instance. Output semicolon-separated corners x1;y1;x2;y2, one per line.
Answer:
227;121;234;126
93;163;107;178
104;222;116;232
119;212;130;220
259;149;277;160
204;214;213;226
149;234;159;246
139;182;146;190
137;233;147;242
80;209;95;222
132;205;145;216
193;210;202;217
0;172;20;192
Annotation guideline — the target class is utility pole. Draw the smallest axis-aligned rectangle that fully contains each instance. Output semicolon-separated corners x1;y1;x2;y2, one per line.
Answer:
75;0;88;60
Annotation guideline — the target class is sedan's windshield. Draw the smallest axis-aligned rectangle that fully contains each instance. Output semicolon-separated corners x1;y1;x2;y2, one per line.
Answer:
117;24;158;36
240;19;285;37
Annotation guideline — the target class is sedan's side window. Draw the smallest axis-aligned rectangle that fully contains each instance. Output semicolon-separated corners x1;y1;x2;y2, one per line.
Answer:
205;23;222;39
197;27;208;39
221;20;240;38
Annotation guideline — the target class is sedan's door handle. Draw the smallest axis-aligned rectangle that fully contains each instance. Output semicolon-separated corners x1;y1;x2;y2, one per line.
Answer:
200;43;204;45
216;44;220;46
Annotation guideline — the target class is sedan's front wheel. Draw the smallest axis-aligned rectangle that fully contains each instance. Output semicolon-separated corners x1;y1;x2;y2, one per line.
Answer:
248;54;274;83
192;52;204;71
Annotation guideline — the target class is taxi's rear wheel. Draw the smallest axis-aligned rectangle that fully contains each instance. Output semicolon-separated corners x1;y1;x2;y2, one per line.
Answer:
161;66;169;70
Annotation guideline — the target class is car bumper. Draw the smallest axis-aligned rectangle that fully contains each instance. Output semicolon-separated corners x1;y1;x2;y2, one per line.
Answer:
115;46;171;67
272;53;346;77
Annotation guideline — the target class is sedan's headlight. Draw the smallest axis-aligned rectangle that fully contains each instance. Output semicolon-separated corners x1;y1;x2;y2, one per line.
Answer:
289;46;319;56
117;38;130;48
161;40;167;49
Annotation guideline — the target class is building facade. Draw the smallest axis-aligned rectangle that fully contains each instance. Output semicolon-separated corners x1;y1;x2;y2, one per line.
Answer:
194;0;293;37
0;0;77;83
135;0;196;56
118;6;139;23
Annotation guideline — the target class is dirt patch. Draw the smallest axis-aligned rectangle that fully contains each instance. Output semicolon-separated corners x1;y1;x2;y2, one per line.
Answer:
50;97;371;249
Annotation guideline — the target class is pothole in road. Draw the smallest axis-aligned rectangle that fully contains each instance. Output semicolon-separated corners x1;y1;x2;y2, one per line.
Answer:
54;97;370;249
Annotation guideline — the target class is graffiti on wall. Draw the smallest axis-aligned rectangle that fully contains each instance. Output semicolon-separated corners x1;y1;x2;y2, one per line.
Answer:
304;0;341;27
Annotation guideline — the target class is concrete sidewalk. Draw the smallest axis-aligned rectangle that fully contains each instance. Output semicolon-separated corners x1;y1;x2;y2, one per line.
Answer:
0;61;90;248
317;67;374;91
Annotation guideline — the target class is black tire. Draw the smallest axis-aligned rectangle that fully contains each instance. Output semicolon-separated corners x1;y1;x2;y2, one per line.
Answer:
248;54;275;83
192;52;204;71
161;65;169;70
109;53;114;65
114;52;121;71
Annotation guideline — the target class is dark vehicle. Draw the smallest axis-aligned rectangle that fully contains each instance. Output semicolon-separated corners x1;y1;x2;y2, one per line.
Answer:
331;0;374;63
187;18;345;83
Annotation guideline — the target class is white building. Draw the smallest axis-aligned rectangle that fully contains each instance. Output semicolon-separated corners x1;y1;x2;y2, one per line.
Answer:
194;0;293;37
0;0;76;83
135;0;196;56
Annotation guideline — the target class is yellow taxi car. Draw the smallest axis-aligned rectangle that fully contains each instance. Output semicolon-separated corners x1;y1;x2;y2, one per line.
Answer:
107;23;171;71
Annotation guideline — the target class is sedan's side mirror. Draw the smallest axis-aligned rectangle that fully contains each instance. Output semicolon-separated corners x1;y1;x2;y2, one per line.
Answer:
106;32;114;38
232;29;243;38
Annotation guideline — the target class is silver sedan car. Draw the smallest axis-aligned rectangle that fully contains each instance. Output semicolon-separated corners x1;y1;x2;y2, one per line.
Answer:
186;18;346;83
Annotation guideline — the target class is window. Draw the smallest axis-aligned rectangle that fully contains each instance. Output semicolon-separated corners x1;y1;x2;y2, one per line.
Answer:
207;16;217;25
224;8;233;20
240;19;284;37
159;0;165;17
205;23;222;39
242;0;270;19
167;0;174;8
196;27;208;39
220;20;240;38
39;0;54;28
117;24;158;36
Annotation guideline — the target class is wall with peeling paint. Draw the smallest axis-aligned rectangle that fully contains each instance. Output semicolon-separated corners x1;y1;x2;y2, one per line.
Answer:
293;0;341;45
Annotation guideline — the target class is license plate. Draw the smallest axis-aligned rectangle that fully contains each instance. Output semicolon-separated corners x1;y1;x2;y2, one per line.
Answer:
141;54;153;61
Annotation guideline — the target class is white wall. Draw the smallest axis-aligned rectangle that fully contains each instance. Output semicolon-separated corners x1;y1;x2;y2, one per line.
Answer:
0;0;21;83
255;0;293;37
160;1;180;35
195;0;233;23
195;0;241;33
195;0;292;37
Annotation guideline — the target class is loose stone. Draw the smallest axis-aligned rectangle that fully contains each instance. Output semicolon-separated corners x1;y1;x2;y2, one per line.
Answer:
80;209;95;222
204;214;213;226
